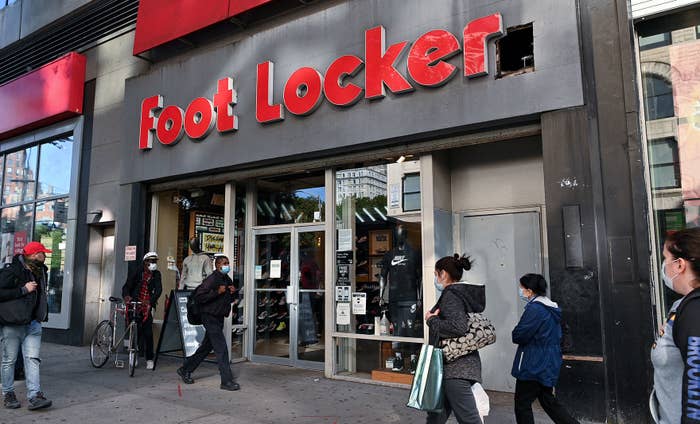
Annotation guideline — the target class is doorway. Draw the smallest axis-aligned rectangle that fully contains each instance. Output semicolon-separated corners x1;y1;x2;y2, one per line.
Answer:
461;210;543;393
251;225;325;369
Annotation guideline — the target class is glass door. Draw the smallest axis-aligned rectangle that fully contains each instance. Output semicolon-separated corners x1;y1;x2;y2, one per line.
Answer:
251;225;325;369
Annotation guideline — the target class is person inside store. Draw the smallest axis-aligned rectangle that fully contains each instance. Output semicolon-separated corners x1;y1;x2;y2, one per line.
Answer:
424;254;485;424
380;224;422;337
650;227;700;423
511;273;579;424
122;251;163;371
177;255;240;391
179;236;213;290
0;241;54;411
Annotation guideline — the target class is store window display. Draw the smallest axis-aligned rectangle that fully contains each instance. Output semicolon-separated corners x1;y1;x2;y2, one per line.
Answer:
179;236;213;290
334;160;424;383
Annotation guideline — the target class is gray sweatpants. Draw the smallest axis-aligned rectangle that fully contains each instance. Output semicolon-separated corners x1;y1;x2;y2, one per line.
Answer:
426;378;482;424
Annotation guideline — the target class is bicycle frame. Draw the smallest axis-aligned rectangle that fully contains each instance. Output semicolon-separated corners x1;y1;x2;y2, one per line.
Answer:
109;301;142;366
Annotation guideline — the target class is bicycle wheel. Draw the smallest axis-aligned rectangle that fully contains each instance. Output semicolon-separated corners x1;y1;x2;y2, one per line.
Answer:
128;323;138;377
90;320;113;368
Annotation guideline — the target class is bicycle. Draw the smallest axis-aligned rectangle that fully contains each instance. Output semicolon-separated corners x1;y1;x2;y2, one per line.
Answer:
89;296;143;377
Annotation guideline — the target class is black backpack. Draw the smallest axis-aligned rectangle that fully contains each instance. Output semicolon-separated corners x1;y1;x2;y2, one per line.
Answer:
186;288;202;325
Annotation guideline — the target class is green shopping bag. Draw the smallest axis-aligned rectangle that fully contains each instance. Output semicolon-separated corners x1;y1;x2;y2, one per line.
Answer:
406;344;444;413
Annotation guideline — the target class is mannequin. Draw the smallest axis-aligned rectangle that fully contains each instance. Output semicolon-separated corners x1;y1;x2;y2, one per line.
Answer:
379;225;422;337
179;236;213;290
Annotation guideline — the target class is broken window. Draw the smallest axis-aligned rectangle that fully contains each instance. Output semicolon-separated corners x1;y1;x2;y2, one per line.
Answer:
496;23;534;78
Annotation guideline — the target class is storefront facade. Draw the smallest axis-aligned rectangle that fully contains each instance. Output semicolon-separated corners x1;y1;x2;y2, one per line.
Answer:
0;0;659;422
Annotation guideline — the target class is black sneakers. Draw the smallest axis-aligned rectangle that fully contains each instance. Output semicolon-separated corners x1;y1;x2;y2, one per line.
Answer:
4;392;20;409
220;381;240;391
27;392;52;410
177;367;194;384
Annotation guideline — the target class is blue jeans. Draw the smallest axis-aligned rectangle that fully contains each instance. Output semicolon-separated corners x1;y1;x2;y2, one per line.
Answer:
1;321;42;399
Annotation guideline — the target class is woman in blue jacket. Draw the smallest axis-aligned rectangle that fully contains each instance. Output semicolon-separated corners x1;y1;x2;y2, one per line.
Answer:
512;273;579;424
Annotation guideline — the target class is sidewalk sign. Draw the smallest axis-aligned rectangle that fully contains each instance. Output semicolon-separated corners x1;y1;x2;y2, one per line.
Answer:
154;290;212;368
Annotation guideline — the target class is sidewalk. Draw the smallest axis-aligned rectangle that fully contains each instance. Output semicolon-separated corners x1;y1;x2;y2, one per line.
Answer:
1;343;589;424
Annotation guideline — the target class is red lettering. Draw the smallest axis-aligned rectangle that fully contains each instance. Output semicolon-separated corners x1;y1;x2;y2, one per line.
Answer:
156;105;184;145
213;77;238;133
283;67;324;116
324;55;364;107
463;13;504;78
139;95;163;150
408;30;460;87
364;26;413;99
184;97;215;140
256;61;285;123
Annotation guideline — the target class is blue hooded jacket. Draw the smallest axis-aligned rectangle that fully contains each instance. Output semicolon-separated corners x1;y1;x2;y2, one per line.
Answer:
511;296;563;387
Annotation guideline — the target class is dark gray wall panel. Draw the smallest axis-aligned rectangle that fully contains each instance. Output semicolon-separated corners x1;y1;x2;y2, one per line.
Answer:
122;0;583;184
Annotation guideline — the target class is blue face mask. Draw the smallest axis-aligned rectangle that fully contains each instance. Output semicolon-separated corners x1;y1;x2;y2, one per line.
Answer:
221;265;231;274
518;286;529;301
434;275;444;299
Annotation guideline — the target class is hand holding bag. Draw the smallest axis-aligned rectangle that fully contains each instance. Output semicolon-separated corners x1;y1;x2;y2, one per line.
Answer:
406;343;444;413
439;312;496;362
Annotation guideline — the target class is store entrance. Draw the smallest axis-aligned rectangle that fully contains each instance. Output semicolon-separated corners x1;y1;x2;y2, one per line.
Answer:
251;225;325;369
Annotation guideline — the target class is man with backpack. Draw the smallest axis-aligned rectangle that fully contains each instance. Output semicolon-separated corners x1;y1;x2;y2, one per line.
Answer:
0;241;53;410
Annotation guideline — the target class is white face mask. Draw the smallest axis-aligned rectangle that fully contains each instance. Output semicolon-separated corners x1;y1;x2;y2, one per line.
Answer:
148;263;157;272
662;259;680;291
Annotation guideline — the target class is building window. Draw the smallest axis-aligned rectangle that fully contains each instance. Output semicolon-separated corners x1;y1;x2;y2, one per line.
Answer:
639;32;671;51
0;135;74;314
649;138;681;190
0;0;18;10
402;173;421;212
496;23;534;78
642;75;674;121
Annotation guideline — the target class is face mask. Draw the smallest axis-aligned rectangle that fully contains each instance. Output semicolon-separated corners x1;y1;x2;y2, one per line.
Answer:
221;265;231;274
662;259;680;291
518;287;529;301
148;263;157;272
434;275;444;298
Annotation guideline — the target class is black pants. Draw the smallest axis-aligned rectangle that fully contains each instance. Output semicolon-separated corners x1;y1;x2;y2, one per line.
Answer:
426;378;482;424
514;379;579;424
182;314;235;384
137;314;154;361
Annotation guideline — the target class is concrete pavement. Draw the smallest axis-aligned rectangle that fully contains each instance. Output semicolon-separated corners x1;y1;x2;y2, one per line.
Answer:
0;343;592;424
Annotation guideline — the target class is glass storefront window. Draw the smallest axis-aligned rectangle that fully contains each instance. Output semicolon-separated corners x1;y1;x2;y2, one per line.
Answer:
38;136;73;199
256;171;325;226
3;146;38;205
637;17;700;317
34;199;69;314
335;339;422;382
334;162;424;341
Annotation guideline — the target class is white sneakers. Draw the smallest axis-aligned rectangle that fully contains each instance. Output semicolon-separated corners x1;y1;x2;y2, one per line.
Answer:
146;360;154;370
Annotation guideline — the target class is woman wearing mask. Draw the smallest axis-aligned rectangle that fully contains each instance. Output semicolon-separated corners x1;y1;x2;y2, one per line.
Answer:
650;227;700;423
177;255;240;391
424;254;485;424
512;273;578;424
122;251;162;370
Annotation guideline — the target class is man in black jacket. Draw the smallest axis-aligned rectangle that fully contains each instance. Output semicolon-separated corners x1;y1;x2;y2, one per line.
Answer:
0;241;53;410
177;255;239;391
121;251;162;370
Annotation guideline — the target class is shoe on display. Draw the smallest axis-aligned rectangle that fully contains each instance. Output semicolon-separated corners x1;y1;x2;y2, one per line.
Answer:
27;392;52;411
4;392;20;409
256;324;267;333
278;296;286;306
177;367;194;384
276;321;286;331
258;311;268;320
146;360;154;370
220;381;240;391
267;321;277;331
392;353;404;372
409;354;418;375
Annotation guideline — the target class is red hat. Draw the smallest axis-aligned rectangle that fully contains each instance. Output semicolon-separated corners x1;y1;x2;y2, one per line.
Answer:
23;241;52;255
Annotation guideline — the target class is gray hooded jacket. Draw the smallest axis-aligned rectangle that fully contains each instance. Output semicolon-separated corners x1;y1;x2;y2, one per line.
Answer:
427;282;486;381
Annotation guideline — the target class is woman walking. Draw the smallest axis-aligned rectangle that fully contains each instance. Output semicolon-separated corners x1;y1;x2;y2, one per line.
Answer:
424;254;485;424
512;273;578;424
650;227;700;423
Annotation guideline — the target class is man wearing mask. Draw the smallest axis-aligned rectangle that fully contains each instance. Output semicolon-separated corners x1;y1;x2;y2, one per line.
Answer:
0;241;53;410
177;255;239;391
122;252;162;370
179;237;213;290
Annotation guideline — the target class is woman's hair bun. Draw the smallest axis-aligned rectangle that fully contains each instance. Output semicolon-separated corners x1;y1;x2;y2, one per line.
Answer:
454;254;472;271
